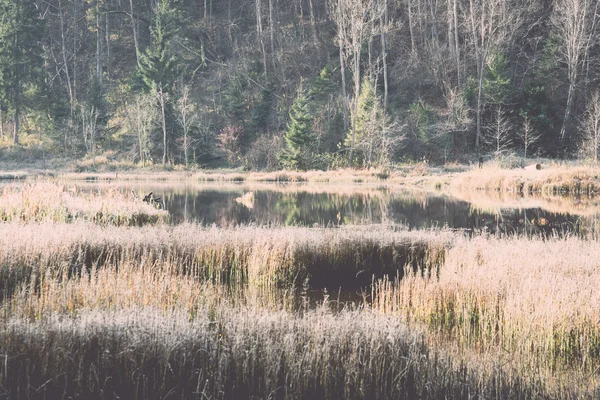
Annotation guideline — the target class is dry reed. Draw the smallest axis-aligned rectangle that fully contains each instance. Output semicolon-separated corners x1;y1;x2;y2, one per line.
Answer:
0;222;450;301
1;297;583;399
0;182;167;225
451;166;600;195
372;234;600;376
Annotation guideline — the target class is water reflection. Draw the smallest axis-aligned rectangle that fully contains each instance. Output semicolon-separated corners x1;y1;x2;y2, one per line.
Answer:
113;183;600;236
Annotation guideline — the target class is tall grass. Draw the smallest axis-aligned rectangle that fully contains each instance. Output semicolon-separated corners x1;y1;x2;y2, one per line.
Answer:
372;234;600;376
0;223;449;301
1;221;599;397
3;304;564;400
451;166;600;194
0;182;167;225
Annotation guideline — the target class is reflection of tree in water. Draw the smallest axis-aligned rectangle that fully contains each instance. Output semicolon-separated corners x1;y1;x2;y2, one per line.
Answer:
101;184;600;235
272;192;390;226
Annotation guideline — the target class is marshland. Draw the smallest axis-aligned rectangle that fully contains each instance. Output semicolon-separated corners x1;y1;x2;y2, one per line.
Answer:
5;0;600;395
0;175;599;400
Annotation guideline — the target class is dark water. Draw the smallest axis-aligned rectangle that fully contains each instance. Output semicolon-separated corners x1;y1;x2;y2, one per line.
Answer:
124;183;600;236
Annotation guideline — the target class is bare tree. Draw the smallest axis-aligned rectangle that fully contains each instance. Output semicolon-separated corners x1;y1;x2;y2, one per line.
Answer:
464;0;522;154
552;0;599;141
517;112;540;166
484;106;512;157
580;90;600;163
156;88;170;166
328;0;381;164
124;93;157;165
176;86;198;167
80;105;98;155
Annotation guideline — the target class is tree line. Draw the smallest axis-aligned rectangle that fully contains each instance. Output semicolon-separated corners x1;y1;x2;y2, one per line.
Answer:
0;0;599;169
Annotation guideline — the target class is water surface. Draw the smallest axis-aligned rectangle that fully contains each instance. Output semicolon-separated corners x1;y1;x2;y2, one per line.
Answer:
117;183;600;236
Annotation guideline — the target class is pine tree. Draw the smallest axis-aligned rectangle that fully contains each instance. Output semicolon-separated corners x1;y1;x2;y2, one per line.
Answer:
138;0;179;166
280;83;314;170
0;0;44;144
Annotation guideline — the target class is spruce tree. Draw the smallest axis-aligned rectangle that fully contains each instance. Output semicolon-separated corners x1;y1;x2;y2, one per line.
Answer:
345;79;384;167
0;0;44;144
138;0;178;166
280;83;314;170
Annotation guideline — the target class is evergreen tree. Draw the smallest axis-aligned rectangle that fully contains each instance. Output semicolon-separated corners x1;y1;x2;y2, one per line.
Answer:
0;0;44;144
138;0;179;165
309;66;335;100
483;53;512;106
280;83;314;170
346;79;388;167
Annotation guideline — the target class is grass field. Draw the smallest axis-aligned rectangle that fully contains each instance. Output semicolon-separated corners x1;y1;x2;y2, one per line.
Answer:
1;180;599;398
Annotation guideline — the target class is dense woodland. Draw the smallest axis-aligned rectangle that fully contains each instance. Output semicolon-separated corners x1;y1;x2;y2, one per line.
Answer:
0;0;599;169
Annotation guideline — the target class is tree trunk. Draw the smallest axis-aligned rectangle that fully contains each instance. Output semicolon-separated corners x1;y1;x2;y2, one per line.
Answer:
407;0;415;52
0;109;4;139
453;0;460;85
308;0;318;44
560;80;576;141
428;0;438;42
269;0;275;66
349;40;362;165
338;37;349;132
160;89;167;166
475;60;483;153
105;0;111;80
380;0;388;111
13;106;20;146
58;0;74;115
255;0;268;76
129;0;140;64
96;0;103;94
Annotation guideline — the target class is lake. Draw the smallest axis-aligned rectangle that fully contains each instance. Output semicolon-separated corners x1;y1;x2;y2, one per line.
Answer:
114;182;600;236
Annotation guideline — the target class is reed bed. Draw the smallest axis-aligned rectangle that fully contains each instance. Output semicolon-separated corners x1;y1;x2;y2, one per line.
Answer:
451;166;600;195
0;182;167;225
1;299;583;399
55;167;441;185
0;223;449;300
1;221;599;397
372;234;600;375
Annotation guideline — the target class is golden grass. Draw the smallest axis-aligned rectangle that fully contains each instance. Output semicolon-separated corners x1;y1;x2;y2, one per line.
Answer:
0;221;599;397
0;223;449;300
54;167;445;185
3;303;555;400
0;182;168;225
451;166;600;195
372;234;600;376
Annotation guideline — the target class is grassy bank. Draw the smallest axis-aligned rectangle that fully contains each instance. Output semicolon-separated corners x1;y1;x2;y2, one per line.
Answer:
372;234;600;379
0;223;449;301
0;182;168;225
450;166;600;195
0;222;599;397
1;304;563;400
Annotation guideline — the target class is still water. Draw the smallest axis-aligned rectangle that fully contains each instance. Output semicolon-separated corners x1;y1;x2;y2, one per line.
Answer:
122;183;600;236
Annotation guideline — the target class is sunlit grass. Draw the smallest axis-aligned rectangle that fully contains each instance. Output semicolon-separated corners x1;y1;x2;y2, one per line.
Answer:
451;166;600;194
0;222;449;302
372;234;600;380
2;180;600;398
0;182;168;225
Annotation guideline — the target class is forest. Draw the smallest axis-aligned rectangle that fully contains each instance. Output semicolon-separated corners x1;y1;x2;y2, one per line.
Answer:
0;0;599;170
